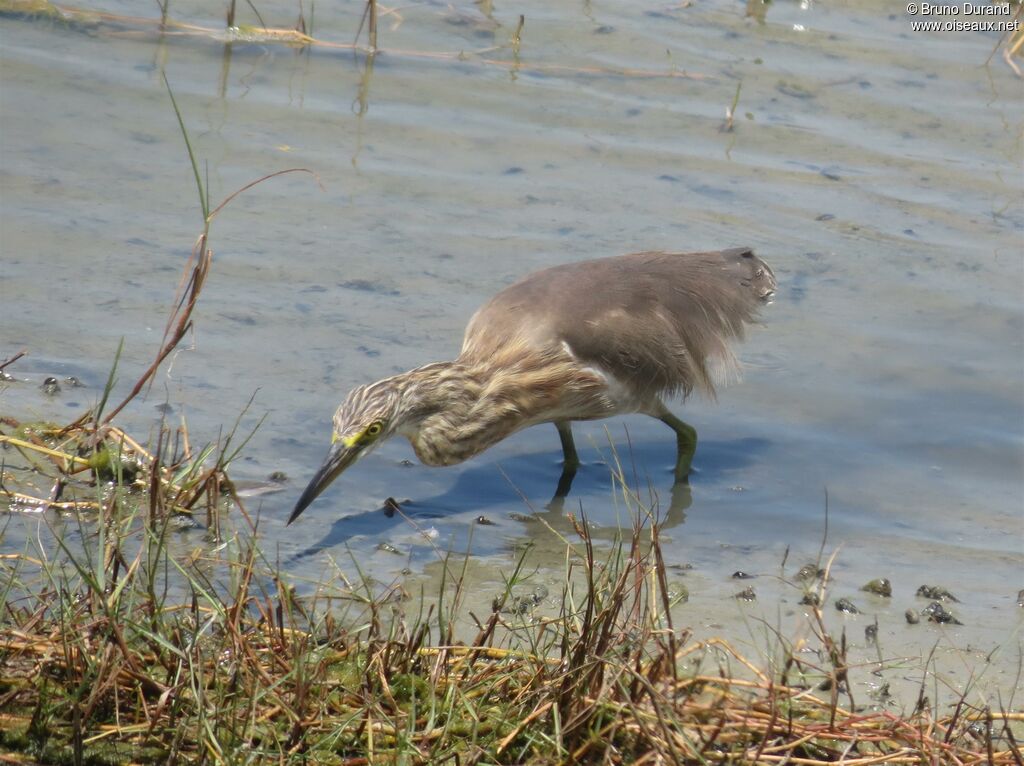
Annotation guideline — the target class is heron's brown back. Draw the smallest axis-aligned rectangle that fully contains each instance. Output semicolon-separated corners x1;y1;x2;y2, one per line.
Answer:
460;248;775;401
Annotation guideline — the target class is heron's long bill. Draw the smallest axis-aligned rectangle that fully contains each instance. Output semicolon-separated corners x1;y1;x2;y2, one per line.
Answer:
288;442;359;524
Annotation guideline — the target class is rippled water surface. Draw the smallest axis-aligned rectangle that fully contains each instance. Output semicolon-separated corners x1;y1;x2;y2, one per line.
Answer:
2;0;1022;705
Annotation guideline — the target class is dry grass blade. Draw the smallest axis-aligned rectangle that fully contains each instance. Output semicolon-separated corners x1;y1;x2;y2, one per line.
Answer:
99;234;210;426
0;350;27;372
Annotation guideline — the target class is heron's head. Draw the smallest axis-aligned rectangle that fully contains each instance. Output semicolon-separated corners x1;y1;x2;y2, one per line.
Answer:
288;379;407;524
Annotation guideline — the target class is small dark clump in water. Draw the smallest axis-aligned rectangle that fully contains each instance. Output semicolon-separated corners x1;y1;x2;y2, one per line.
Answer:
731;570;755;579
835;598;860;614
1018;589;1024;608
734;587;756;601
905;609;920;625
41;376;60;395
796;563;824;582
502;584;548;615
87;446;138;482
865;622;878;644
168;514;201;531
267;471;288;483
818;677;846;693
967;722;987;741
508;597;533;615
475;515;494;526
916;585;959;602
922;601;962;625
64;376;84;387
861;578;892;597
871;682;891;702
800;592;821;606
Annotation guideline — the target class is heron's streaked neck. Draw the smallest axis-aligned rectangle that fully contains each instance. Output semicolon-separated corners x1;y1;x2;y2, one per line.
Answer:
394;351;579;467
390;360;489;466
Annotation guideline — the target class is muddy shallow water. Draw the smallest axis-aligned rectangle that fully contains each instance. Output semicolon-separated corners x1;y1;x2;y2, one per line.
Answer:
2;0;1022;709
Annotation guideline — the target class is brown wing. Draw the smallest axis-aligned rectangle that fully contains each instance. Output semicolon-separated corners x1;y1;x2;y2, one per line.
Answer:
460;248;775;400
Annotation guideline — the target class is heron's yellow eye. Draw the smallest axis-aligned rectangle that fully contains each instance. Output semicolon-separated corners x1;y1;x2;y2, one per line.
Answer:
365;421;384;438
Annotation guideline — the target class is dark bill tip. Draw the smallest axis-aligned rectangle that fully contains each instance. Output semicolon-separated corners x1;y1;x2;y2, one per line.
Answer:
287;481;322;525
287;442;356;525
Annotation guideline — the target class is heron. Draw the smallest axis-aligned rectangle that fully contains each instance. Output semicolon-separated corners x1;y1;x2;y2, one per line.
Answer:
288;247;775;524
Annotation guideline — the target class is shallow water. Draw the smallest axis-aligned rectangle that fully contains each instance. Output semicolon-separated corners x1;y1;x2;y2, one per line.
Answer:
2;0;1022;708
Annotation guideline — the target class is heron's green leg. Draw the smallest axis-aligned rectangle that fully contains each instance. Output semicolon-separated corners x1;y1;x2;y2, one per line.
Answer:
552;422;579;500
658;412;697;483
555;421;580;469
